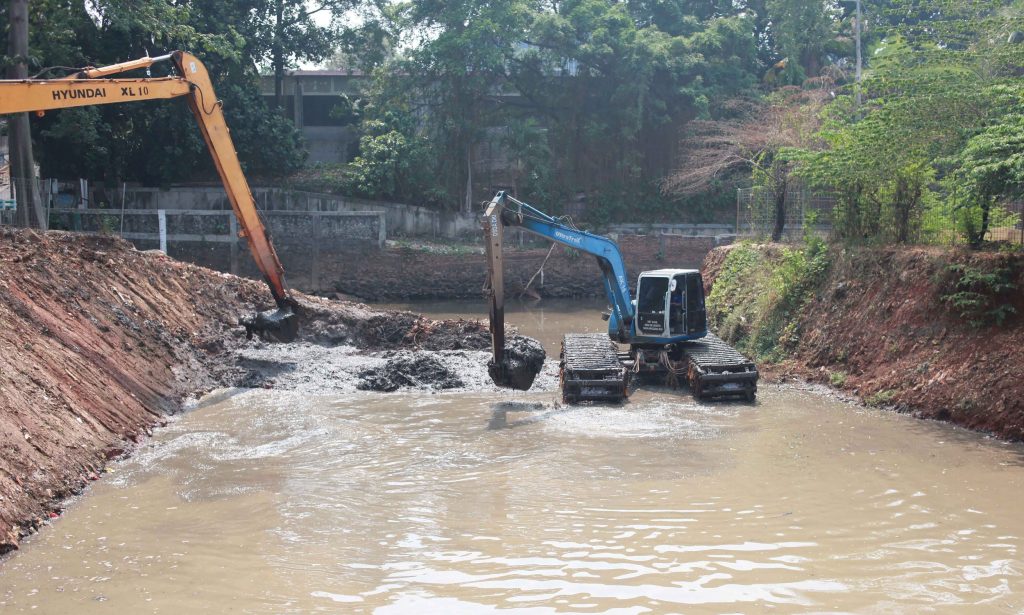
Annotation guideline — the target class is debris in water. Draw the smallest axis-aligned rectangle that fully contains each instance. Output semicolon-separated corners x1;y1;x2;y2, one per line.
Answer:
357;352;464;392
488;335;546;391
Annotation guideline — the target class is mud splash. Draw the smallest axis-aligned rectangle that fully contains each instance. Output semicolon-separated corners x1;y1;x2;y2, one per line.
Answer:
214;337;556;395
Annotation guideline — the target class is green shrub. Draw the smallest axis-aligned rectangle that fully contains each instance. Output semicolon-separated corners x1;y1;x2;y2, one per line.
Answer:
941;262;1018;327
707;240;831;362
867;389;897;407
829;371;847;387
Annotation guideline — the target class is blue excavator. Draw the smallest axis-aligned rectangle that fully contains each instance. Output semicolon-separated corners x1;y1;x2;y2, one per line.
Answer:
483;191;758;403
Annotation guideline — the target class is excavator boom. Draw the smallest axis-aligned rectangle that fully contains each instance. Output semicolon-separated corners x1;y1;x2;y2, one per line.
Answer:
0;78;191;113
0;51;297;341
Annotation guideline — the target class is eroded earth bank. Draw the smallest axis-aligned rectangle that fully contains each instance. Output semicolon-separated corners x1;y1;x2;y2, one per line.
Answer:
0;229;548;553
703;243;1024;440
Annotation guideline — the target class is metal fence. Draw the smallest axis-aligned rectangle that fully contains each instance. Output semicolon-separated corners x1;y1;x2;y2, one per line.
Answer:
921;198;1024;246
737;187;1024;246
736;187;836;240
987;200;1024;244
26;207;386;292
40;207;386;248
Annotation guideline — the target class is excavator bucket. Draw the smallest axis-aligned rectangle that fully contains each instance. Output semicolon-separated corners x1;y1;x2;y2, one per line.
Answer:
487;336;546;391
489;360;532;390
241;304;299;343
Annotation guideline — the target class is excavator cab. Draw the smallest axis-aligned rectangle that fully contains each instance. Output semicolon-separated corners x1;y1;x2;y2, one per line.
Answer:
634;270;707;340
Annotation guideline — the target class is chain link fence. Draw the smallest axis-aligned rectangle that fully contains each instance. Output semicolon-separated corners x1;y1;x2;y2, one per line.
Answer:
988;200;1024;244
736;187;836;241
921;198;1024;246
738;187;1024;246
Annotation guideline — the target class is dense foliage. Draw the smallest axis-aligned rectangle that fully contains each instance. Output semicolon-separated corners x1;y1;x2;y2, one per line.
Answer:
708;238;831;361
787;0;1024;246
343;0;770;212
0;0;337;185
6;0;1024;242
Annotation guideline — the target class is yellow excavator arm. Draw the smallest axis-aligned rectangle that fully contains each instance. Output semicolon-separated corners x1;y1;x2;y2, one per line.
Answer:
0;51;297;341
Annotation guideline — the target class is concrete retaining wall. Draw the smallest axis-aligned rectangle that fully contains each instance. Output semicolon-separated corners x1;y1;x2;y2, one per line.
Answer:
173;233;733;299
123;187;478;238
329;235;734;300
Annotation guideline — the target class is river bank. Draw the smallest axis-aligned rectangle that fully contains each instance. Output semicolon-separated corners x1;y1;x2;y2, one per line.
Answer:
4;228;1021;555
0;229;539;554
703;242;1024;440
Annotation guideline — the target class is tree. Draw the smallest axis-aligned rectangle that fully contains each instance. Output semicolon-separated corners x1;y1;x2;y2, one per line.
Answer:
947;113;1024;246
5;0;44;228
664;89;826;240
328;2;400;72
766;0;838;82
795;0;1024;245
0;0;310;187
358;0;760;211
344;109;438;203
518;1;758;201
256;0;351;111
373;0;535;212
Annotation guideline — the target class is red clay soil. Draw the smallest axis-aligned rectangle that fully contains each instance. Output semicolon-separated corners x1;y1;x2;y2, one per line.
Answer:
0;229;496;555
705;244;1024;440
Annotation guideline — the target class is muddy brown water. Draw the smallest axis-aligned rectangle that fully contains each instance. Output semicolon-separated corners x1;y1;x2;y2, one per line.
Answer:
2;300;1024;614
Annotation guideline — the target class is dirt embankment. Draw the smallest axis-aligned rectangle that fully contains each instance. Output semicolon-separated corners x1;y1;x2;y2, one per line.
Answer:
0;229;535;554
704;243;1024;440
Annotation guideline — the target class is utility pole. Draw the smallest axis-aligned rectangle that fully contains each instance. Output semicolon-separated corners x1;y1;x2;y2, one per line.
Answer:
6;0;45;229
855;0;863;107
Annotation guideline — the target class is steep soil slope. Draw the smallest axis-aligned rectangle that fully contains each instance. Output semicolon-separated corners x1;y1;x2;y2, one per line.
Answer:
0;229;509;554
704;243;1024;440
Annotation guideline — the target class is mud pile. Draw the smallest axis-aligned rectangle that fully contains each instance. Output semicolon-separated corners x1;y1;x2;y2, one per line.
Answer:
358;352;464;392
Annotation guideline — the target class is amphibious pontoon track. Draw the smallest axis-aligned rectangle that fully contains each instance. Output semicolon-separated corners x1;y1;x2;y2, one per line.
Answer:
681;333;759;401
560;333;629;404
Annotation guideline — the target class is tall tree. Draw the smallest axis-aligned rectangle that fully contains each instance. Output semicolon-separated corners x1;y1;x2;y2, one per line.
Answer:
377;0;535;212
521;1;758;196
5;0;44;228
787;0;1024;245
358;0;761;211
256;0;350;110
767;0;837;82
0;0;311;186
664;90;827;240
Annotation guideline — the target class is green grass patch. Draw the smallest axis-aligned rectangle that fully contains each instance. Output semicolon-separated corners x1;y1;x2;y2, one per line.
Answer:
707;239;832;363
867;389;898;407
828;370;847;388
